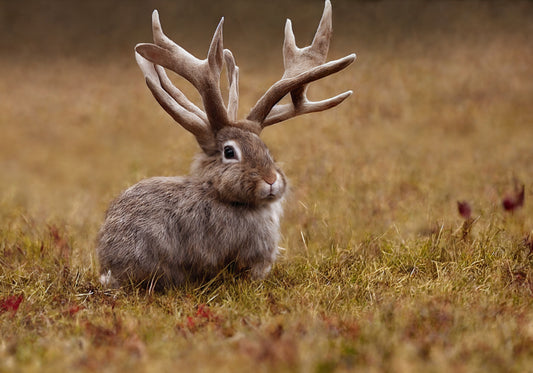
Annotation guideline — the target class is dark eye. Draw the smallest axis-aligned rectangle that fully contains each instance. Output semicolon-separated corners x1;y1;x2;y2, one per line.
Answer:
223;145;236;159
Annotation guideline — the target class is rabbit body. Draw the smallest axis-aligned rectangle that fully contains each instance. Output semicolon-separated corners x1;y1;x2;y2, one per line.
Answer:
97;127;286;287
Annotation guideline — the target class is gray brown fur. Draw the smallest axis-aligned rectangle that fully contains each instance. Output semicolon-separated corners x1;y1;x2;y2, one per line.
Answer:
98;128;285;287
96;1;355;288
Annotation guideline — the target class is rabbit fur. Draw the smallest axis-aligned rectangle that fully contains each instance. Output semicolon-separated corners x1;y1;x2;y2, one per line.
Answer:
97;126;287;288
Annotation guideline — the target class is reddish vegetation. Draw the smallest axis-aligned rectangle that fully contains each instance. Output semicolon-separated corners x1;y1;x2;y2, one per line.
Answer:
457;201;472;220
502;183;525;212
0;295;23;315
179;304;220;332
195;304;214;319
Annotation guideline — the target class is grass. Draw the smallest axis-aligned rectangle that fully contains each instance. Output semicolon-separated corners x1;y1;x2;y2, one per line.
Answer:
1;1;533;371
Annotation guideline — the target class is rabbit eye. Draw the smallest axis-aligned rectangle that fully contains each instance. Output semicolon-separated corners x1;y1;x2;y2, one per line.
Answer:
224;146;236;159
222;140;241;163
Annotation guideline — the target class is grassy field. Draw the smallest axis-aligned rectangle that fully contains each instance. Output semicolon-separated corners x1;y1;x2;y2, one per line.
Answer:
1;1;533;371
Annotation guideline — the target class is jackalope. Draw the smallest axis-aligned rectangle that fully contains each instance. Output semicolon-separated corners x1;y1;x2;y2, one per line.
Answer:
97;0;356;288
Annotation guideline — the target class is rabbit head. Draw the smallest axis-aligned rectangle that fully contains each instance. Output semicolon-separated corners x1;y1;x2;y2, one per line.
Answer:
193;126;287;206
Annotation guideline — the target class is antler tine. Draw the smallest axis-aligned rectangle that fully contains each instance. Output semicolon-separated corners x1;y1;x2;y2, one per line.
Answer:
247;54;355;125
262;90;352;127
135;11;231;137
310;0;332;59
154;64;208;124
135;51;212;150
203;18;230;131
224;49;240;122
246;0;355;129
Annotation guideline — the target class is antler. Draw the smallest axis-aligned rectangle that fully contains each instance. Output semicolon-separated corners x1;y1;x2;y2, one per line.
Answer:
134;1;354;150
135;11;236;151
246;0;356;129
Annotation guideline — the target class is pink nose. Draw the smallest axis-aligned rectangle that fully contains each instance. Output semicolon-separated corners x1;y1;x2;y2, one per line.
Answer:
263;172;277;185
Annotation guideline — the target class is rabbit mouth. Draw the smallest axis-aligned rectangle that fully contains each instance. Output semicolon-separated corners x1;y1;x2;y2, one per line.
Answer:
267;185;283;199
259;187;280;201
265;192;278;200
258;173;285;201
261;192;282;203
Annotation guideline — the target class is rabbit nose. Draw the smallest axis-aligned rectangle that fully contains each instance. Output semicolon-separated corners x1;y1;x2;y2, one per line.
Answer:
263;172;277;185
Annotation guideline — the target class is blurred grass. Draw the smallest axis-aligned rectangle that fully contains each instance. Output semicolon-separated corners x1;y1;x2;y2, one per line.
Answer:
1;1;533;372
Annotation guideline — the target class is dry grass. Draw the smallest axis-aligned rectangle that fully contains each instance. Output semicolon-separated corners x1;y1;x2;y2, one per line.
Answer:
1;1;533;372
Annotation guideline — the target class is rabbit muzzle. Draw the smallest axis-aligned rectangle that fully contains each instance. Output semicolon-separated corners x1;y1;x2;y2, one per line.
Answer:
258;170;285;201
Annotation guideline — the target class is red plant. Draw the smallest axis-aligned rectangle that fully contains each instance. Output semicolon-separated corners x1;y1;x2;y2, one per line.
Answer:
178;304;219;333
457;201;472;219
502;183;525;212
196;304;214;319
186;316;196;329
0;295;23;315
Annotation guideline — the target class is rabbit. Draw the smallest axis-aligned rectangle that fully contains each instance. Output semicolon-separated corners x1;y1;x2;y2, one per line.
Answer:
96;0;355;288
97;127;286;288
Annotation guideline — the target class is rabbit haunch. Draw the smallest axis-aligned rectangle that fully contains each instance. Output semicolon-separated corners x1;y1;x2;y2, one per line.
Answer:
96;0;355;288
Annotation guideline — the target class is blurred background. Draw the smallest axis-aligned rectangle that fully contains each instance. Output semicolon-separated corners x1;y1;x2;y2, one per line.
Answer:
1;0;532;258
4;0;531;63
